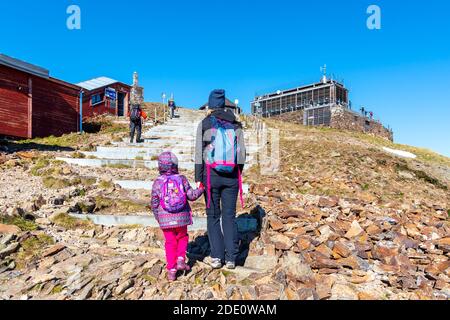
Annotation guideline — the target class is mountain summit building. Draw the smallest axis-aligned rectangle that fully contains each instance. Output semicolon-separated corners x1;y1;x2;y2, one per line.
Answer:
251;75;393;141
251;77;349;125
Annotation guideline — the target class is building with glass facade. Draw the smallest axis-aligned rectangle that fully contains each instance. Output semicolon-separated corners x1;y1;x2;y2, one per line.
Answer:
251;78;349;126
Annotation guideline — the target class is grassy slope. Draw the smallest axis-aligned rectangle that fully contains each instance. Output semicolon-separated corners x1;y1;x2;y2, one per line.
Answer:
246;119;450;209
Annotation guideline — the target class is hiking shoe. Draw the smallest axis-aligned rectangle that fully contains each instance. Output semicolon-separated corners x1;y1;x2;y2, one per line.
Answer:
225;261;236;270
168;269;177;282
177;258;191;271
209;258;222;269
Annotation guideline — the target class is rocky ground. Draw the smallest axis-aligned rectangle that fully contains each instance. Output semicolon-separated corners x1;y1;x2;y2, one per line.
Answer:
0;110;449;300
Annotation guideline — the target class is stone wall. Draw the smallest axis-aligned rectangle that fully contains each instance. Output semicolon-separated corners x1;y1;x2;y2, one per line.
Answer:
271;105;394;141
330;105;393;141
272;110;304;125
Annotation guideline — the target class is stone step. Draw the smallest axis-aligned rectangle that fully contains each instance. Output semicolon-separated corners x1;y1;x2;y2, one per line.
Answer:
81;150;194;162
112;141;195;148
145;124;199;130
56;157;195;170
114;180;250;194
96;146;192;153
110;143;261;154
69;213;207;231
99;144;261;152
142;132;197;139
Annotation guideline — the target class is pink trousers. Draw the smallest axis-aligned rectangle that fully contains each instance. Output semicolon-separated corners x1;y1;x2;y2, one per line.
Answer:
162;226;189;270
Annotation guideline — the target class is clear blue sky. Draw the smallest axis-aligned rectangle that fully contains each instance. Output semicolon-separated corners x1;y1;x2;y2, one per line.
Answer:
1;0;449;156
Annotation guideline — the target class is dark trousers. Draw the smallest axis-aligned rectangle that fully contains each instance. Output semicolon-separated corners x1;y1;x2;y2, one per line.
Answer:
170;107;175;119
130;120;142;143
205;175;239;263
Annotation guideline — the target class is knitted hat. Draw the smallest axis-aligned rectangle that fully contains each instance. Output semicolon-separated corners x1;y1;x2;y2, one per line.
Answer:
208;89;226;109
158;152;179;175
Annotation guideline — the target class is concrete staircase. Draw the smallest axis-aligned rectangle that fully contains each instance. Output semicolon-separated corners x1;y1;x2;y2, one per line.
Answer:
57;108;261;192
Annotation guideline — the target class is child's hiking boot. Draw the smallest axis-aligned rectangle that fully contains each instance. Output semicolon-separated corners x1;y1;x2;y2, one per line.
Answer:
225;261;236;270
177;258;191;271
168;269;177;282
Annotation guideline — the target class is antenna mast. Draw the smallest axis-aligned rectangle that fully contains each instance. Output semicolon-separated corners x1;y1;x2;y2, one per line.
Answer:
320;64;327;83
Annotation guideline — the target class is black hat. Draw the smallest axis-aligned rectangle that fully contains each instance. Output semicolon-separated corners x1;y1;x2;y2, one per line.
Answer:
208;89;226;109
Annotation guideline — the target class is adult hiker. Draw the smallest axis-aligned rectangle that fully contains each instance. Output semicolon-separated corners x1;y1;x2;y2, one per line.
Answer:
128;103;147;143
195;89;246;270
168;98;176;119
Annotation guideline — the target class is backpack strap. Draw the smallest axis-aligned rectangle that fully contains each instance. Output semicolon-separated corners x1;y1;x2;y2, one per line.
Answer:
238;167;244;209
159;176;168;209
206;164;212;209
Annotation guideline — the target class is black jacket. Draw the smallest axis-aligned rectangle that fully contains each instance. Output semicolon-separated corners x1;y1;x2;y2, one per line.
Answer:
195;109;246;183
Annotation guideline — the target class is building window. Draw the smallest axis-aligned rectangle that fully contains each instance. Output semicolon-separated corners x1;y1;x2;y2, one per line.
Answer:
92;94;103;106
306;106;331;126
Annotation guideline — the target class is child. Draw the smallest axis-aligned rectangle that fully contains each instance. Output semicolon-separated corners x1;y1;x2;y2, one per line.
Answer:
151;152;204;281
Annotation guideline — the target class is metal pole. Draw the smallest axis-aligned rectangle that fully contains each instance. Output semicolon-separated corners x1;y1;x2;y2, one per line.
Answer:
79;90;83;133
163;98;166;122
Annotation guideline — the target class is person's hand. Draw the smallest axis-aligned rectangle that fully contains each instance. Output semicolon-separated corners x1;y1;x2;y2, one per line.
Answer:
196;182;204;190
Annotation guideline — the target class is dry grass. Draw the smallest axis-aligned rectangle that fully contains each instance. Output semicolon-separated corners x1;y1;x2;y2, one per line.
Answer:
14;233;54;269
51;212;95;230
249;118;450;207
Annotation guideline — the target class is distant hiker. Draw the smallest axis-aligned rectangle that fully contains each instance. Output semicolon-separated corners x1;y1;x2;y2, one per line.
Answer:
195;89;246;270
168;98;176;119
151;152;205;281
128;103;147;143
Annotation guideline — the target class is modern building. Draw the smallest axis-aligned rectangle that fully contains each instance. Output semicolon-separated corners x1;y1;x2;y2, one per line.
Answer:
251;76;349;126
0;54;132;139
251;73;393;141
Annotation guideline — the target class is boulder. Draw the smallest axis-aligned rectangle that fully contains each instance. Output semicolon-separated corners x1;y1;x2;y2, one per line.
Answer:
77;201;96;214
0;242;20;259
115;279;135;295
244;255;278;271
270;233;293;250
330;283;359;300
0;234;16;246
35;218;52;226
278;209;304;219
344;220;364;239
42;244;66;258
333;242;352;258
5;207;22;218
0;224;21;235
318;197;339;208
281;251;313;280
51;196;65;206
268;217;284;231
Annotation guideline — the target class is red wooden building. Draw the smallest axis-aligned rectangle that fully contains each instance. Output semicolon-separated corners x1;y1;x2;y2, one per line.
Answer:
0;54;81;138
0;54;132;139
77;77;131;119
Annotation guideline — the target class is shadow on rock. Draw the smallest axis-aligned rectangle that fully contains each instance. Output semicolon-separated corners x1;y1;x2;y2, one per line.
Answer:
0;140;75;153
187;205;266;266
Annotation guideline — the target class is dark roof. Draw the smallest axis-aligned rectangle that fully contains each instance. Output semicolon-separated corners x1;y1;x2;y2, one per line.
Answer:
200;98;238;110
0;54;49;78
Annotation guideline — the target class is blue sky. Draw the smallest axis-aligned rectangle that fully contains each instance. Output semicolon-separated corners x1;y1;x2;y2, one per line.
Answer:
1;0;449;156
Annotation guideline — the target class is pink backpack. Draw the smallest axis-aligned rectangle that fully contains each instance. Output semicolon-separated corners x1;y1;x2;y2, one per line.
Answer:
159;175;187;213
